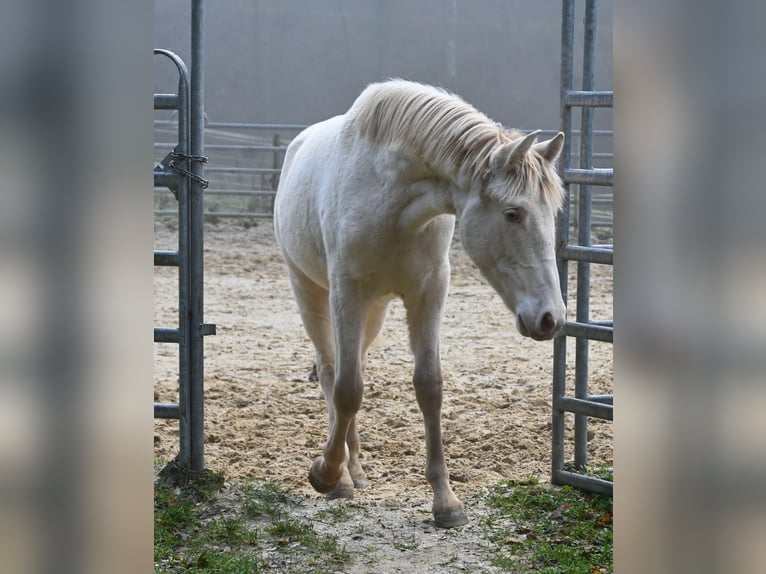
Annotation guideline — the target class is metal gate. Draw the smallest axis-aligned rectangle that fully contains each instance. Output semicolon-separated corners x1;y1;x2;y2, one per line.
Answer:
552;0;614;495
153;0;214;475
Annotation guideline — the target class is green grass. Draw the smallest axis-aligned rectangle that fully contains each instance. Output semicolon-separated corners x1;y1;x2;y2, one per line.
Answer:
154;463;612;573
315;501;354;523
242;480;301;519
154;471;351;574
482;477;613;573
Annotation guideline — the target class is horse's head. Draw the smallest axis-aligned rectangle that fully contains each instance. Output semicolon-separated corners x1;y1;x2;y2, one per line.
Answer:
460;130;566;340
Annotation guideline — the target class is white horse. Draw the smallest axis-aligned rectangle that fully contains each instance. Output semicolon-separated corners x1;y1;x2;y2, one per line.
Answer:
273;80;566;528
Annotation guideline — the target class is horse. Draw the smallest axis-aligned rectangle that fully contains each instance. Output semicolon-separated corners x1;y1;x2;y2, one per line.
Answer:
273;80;566;528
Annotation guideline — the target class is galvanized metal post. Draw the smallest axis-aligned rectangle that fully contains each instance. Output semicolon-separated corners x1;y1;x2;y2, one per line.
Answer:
574;0;597;468
552;0;576;486
153;49;192;468
188;0;207;472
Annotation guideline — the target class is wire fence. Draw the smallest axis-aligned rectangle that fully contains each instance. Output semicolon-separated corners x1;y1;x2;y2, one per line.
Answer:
154;121;613;231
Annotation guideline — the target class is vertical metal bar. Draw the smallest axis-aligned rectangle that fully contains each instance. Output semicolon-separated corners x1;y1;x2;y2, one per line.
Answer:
188;0;206;472
552;0;576;485
574;0;597;467
272;133;282;190
176;65;192;469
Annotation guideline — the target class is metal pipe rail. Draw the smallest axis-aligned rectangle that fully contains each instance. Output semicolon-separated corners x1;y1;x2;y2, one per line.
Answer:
563;168;613;186
564;90;613;108
562;321;613;343
153;49;191;468
153;16;213;475
553;0;613;497
555;396;613;421
559;245;613;265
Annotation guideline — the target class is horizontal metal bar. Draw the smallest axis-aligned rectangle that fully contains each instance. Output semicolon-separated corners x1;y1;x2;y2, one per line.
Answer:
155;120;307;131
154;93;180;110
153;169;182;189
202;211;273;219
563;168;613;186
154;250;179;267
154;403;180;419
154;328;179;343
205;166;281;175
155;210;273;219
553;469;613;497
203;189;275;197
588;394;613;405
156;142;289;152
207;122;306;130
565;90;614;108
561;321;613;343
559;245;613;265
556;396;613;420
155;188;276;197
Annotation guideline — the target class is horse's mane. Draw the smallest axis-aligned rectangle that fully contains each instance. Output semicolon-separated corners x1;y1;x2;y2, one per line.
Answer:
348;79;563;210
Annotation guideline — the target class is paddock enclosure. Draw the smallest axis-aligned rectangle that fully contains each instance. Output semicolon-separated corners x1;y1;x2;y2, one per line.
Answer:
153;219;613;503
153;0;613;508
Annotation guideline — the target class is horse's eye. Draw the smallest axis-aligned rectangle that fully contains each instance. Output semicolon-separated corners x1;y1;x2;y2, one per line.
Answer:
504;208;524;223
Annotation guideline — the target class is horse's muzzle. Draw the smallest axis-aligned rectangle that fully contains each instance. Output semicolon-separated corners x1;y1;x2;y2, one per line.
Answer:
517;309;565;341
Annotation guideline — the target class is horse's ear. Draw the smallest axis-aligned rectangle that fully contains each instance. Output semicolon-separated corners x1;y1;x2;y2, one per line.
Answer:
490;130;541;173
533;131;565;163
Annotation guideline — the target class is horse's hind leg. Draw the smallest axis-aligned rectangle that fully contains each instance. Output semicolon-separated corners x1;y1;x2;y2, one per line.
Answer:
286;268;355;499
344;298;390;489
307;284;368;499
404;276;468;528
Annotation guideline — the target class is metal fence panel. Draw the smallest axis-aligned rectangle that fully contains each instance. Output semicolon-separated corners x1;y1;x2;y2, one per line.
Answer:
552;0;613;496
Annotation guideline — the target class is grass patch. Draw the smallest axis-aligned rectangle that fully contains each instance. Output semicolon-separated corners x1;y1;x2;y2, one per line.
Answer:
154;473;351;573
391;532;420;551
482;477;613;573
315;501;354;524
242;480;301;519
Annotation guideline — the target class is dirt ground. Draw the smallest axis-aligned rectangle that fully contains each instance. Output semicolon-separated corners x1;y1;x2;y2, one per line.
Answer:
153;219;613;512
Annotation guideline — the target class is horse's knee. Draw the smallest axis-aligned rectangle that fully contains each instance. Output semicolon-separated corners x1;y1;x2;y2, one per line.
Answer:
412;371;443;412
332;372;363;414
317;360;334;382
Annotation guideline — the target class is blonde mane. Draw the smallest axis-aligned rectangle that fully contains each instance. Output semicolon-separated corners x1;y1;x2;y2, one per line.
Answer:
350;80;508;188
348;80;563;210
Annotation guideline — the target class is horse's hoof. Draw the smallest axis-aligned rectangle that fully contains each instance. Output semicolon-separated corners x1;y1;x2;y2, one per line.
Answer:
433;508;469;529
352;477;368;489
309;458;355;499
308;458;339;494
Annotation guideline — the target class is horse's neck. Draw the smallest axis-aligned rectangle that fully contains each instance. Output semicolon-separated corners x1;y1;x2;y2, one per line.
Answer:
410;147;478;195
392;161;469;231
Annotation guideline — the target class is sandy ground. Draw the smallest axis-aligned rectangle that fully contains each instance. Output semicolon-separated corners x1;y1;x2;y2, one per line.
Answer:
153;219;613;511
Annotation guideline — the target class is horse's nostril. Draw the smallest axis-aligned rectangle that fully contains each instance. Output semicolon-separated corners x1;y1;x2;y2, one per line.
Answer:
540;311;555;333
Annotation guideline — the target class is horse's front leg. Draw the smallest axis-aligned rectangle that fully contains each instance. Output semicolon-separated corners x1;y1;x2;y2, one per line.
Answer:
405;277;468;528
308;288;365;499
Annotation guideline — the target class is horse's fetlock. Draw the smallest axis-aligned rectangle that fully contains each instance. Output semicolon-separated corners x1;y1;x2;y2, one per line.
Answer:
425;466;446;485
